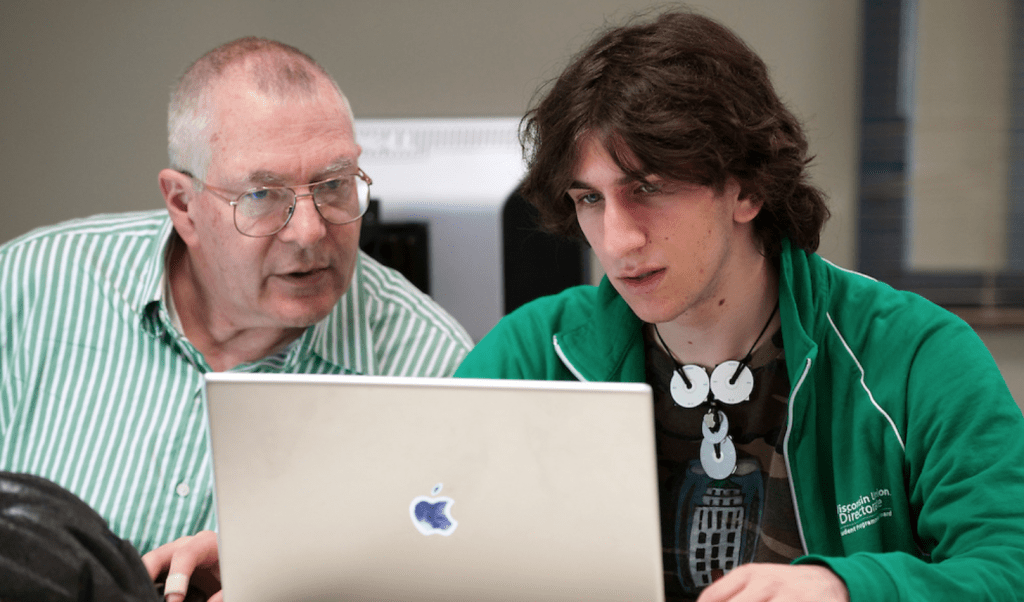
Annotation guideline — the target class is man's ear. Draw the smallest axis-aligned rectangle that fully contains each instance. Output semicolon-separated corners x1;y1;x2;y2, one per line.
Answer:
159;168;199;246
735;196;763;225
730;178;762;225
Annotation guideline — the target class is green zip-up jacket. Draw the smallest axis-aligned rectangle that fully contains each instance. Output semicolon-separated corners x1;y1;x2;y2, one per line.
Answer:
455;240;1024;602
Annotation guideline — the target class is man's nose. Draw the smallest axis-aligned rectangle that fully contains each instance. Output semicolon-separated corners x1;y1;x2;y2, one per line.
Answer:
603;197;647;256
277;190;327;246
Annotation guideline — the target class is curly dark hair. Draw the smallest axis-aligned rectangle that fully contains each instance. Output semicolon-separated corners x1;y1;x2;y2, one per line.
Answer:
519;9;829;259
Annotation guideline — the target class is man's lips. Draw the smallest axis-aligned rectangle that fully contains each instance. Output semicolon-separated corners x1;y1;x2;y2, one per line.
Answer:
276;267;331;281
619;268;664;282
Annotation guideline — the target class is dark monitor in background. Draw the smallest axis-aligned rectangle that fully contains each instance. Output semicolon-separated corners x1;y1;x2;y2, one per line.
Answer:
502;191;587;314
360;199;430;295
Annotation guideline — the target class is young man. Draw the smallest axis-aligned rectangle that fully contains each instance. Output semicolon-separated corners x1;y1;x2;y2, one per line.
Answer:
0;37;472;560
455;10;1024;602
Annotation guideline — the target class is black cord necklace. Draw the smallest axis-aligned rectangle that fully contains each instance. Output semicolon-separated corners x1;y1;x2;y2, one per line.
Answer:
652;300;779;479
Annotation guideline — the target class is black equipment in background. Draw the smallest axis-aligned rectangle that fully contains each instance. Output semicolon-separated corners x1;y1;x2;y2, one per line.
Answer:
502;190;587;314
359;199;430;295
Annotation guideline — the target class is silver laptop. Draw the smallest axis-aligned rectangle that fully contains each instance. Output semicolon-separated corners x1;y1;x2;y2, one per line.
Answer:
204;373;665;602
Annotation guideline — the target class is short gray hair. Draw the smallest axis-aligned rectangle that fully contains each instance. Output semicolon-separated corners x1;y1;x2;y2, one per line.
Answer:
167;37;353;181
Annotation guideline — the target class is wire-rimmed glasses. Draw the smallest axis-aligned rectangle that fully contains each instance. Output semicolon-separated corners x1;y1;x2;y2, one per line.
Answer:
183;169;372;237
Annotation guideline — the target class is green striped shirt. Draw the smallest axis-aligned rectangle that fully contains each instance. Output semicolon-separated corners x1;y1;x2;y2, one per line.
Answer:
0;210;473;554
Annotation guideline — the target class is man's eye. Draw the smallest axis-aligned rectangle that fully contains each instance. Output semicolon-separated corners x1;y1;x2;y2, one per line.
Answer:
317;177;351;192
636;182;661;194
246;189;271;201
314;178;353;204
571;192;601;205
242;188;292;205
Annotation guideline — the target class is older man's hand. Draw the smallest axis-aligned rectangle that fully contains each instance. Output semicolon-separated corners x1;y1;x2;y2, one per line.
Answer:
697;563;849;602
142;530;222;602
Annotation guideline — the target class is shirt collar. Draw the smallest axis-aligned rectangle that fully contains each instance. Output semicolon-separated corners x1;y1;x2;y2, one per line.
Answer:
135;214;358;373
301;253;369;373
134;215;178;334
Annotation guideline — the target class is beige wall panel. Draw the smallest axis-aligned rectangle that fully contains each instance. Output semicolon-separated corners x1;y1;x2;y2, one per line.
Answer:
910;0;1011;271
0;0;858;269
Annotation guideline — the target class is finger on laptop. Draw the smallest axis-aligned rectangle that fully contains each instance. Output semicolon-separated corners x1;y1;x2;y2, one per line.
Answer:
142;530;221;601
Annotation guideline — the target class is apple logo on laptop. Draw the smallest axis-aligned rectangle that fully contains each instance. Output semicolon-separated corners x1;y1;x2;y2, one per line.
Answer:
409;483;458;536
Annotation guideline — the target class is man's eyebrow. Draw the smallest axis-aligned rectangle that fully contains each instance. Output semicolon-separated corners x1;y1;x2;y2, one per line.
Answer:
245;170;288;187
244;158;356;187
567;174;643;190
312;158;355;181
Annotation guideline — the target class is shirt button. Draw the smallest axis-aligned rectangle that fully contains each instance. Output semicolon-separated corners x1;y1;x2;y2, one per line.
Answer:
175;482;191;497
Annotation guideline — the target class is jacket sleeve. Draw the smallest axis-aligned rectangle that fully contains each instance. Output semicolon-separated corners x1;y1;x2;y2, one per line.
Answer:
799;317;1024;602
454;295;578;381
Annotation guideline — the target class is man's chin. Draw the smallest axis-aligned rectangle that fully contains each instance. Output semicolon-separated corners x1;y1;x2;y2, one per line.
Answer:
276;310;333;329
271;298;340;328
620;297;682;326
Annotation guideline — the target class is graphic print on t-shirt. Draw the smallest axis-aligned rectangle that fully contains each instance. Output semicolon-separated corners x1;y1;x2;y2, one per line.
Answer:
675;458;763;592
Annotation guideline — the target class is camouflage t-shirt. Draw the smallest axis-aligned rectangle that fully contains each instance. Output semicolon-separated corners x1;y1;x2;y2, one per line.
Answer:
643;325;804;601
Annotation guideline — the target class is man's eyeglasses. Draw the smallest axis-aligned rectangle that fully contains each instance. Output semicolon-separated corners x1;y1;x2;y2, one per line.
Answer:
181;169;373;237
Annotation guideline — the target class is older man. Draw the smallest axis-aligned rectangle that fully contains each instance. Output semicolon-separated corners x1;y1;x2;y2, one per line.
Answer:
0;37;472;556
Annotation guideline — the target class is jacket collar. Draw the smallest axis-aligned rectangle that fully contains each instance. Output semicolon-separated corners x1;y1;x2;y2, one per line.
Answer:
776;238;824;377
553;276;647;382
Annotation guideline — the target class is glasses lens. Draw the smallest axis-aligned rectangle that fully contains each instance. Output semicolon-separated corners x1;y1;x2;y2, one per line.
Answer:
312;175;370;224
234;188;295;236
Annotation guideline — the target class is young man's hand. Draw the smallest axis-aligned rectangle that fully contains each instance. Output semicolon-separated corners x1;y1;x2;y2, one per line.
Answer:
697;563;849;602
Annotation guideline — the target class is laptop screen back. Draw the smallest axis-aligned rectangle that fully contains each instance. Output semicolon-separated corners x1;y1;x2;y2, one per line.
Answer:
205;373;664;602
